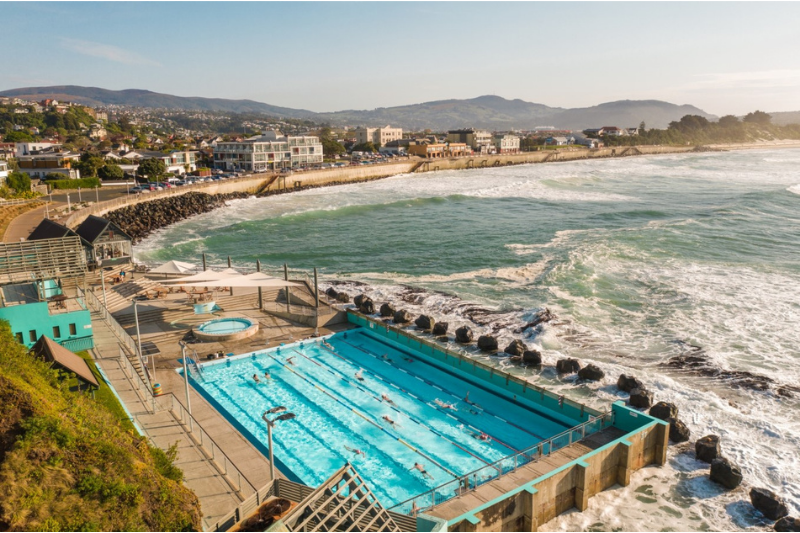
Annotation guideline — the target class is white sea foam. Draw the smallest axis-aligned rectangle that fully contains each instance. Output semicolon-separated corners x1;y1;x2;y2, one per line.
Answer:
788;184;800;195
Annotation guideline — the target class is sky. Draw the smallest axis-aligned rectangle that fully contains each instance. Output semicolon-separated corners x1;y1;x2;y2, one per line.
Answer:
4;2;800;115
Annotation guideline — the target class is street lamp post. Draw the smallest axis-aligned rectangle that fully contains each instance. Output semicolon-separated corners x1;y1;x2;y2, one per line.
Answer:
78;187;82;203
180;342;192;418
133;298;147;379
262;407;296;480
67;193;71;212
95;185;99;203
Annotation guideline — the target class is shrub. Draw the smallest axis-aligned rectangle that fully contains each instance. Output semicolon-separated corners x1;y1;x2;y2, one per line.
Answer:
47;177;102;190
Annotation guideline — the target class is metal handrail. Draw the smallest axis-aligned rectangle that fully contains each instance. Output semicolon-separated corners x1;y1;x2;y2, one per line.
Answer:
117;345;156;414
160;393;257;498
388;411;613;515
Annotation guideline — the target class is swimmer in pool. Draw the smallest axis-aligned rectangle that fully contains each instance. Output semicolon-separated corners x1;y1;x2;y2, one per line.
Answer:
472;431;490;441
286;356;296;365
355;369;365;381
252;374;260;384
410;462;434;480
405;357;414;363
344;445;366;457
464;391;482;409
382;415;398;427
434;399;457;410
264;370;271;380
381;392;394;404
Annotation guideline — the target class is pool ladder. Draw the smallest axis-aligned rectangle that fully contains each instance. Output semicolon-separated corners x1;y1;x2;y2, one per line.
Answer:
189;351;205;382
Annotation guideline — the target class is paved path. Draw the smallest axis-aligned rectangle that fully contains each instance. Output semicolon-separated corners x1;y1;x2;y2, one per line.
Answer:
90;308;273;530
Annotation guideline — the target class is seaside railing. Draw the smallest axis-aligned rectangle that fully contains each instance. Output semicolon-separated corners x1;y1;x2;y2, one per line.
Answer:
388;411;613;516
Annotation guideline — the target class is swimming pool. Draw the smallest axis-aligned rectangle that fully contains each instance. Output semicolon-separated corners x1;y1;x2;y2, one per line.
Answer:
194;317;258;341
188;327;589;510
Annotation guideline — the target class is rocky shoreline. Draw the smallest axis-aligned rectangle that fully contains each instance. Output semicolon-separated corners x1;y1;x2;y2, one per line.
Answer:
105;191;251;243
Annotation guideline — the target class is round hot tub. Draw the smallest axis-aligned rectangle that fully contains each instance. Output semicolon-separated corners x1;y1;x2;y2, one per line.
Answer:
194;317;258;342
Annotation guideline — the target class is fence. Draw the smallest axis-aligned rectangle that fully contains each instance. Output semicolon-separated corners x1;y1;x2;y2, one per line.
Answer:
160;393;257;497
0;197;45;206
388;411;614;516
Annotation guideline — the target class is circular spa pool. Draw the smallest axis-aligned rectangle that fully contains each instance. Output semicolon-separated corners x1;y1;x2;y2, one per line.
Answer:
194;317;258;342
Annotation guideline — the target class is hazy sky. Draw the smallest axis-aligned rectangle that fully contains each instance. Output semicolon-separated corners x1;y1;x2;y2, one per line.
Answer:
4;2;800;115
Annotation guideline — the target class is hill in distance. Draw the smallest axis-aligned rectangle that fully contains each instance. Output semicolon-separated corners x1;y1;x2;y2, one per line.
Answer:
0;85;716;130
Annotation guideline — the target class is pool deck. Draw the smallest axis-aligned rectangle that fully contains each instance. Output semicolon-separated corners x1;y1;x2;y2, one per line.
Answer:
426;427;625;522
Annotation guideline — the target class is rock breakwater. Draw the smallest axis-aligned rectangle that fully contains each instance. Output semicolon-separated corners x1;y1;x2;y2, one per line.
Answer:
105;191;250;243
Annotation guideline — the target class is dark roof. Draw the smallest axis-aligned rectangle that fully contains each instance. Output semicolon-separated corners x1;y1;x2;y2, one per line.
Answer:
75;215;131;244
31;335;99;388
28;219;75;241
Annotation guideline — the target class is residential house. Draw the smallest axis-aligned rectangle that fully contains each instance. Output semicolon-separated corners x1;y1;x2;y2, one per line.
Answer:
213;131;323;172
0;160;8;185
408;143;447;158
15;142;59;157
17;152;81;180
599;126;625;136
378;139;407;156
354;125;403;147
89;124;107;140
545;136;571;146
574;137;602;149
627;127;639;136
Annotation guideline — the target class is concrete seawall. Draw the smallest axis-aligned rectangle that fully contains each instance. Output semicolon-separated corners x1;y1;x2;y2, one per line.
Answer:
64;144;699;230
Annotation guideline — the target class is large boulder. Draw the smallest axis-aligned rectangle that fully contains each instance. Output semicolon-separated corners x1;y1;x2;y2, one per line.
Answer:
325;287;338;298
522;350;542;366
379;302;396;317
455;326;473;344
617;374;644;393
695;435;721;464
649;402;678;421
415;315;435;331
359;298;375;315
556;358;581;375
666;417;691;443
432;322;449;336
629;388;653;409
710;457;743;490
577;364;605;381
775;517;800;532
336;292;350;303
750;488;789;520
354;294;368;308
393;309;412;324
504;339;528;356
518;308;555;331
477;335;499;352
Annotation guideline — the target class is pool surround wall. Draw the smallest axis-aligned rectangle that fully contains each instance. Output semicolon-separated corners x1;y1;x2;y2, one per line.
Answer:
347;311;669;532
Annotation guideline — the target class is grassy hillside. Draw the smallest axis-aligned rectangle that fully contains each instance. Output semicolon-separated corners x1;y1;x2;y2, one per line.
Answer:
0;321;202;531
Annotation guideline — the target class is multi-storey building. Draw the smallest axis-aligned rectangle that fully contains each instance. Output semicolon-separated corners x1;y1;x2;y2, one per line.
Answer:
213;131;323;172
493;134;521;154
446;129;495;154
354;125;403;147
17;152;81;180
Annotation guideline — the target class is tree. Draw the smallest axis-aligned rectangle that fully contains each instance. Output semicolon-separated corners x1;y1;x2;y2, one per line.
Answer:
743;110;771;125
319;127;345;156
7;171;31;192
668;115;711;132
718;115;740;128
138;158;166;181
3;130;35;142
74;153;106;178
639;121;646;134
351;142;377;153
98;163;124;181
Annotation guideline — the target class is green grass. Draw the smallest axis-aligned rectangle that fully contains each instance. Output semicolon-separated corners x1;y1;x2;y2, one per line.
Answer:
0;323;202;531
74;351;137;433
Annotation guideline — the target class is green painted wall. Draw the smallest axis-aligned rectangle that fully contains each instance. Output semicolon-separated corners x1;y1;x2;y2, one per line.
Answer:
0;300;93;349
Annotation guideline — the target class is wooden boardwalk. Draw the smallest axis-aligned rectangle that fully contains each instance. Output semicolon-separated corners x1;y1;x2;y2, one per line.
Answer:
427;427;625;521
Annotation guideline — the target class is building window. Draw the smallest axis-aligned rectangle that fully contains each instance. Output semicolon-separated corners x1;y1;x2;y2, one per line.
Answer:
69;323;77;335
15;332;23;343
53;326;61;338
29;330;37;342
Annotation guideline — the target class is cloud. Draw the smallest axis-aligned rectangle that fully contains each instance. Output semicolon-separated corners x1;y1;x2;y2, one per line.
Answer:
61;38;162;67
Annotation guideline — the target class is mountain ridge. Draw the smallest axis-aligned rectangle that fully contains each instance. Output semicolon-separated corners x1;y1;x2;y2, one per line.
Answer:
0;85;716;130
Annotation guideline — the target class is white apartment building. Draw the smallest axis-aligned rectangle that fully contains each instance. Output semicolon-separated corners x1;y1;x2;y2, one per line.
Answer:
354;125;403;147
493;134;521;154
15;142;59;157
213;131;323;172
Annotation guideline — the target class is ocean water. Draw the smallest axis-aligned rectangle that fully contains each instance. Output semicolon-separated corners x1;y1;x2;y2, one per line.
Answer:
137;150;800;531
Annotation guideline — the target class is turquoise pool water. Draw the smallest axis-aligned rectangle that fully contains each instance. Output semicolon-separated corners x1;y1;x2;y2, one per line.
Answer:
189;327;581;508
197;317;253;334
